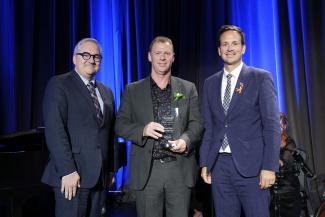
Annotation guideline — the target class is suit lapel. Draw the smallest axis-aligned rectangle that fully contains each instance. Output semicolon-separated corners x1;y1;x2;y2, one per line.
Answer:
215;72;225;116
142;77;154;123
170;76;186;139
171;76;188;108
171;76;178;107
227;65;250;114
70;71;102;126
97;83;112;128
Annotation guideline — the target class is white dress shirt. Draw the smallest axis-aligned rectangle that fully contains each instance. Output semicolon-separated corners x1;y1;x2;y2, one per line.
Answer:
75;70;104;113
219;62;243;153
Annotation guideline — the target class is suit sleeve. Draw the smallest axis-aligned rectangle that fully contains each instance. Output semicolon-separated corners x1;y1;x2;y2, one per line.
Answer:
179;83;204;154
259;73;281;172
115;85;147;146
107;89;117;172
199;80;213;167
43;78;76;177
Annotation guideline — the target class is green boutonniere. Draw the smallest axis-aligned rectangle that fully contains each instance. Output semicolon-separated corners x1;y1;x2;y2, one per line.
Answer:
173;92;185;102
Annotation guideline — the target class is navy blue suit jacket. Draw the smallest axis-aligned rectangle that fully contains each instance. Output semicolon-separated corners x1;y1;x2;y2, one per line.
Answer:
200;65;280;177
42;71;115;188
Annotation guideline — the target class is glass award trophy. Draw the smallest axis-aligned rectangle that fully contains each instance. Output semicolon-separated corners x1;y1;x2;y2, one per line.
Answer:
158;108;180;149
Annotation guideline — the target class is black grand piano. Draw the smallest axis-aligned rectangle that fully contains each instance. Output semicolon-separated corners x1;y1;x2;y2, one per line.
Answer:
0;127;54;217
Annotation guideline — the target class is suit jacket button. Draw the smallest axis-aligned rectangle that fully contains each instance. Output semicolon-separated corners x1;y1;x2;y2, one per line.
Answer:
220;139;223;142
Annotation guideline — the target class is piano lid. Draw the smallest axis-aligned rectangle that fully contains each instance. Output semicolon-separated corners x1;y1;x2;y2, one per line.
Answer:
0;127;45;151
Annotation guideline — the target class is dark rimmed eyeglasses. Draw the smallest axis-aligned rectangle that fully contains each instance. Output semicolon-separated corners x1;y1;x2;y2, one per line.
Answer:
76;52;102;62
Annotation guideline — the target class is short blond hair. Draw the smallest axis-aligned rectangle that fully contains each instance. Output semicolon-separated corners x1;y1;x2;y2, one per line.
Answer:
149;36;174;52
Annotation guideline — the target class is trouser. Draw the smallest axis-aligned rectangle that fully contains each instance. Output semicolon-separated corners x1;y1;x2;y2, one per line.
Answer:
135;159;191;217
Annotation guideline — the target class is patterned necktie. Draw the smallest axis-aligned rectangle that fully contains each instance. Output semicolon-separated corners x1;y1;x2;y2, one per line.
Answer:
87;82;104;125
222;74;232;114
221;74;232;150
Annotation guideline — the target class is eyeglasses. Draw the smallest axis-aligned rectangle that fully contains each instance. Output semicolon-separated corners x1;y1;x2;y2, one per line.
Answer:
76;52;102;62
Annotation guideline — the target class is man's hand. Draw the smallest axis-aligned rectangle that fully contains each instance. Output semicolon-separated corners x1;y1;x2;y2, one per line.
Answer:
61;171;80;200
201;167;212;184
193;209;203;217
107;172;115;187
143;122;164;139
259;169;275;189
168;139;187;153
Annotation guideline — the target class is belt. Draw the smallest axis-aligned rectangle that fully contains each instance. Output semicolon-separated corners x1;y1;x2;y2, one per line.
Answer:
155;156;177;164
218;152;232;156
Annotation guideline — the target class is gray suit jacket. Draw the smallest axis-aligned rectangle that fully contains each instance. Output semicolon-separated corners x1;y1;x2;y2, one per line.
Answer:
115;76;204;190
42;71;115;188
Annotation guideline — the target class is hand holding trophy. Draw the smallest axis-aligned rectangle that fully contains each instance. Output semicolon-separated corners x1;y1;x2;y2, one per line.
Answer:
158;107;180;149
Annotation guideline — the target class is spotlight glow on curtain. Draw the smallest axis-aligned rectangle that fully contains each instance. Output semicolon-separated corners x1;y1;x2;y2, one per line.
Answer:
89;0;153;190
89;0;127;190
227;0;286;112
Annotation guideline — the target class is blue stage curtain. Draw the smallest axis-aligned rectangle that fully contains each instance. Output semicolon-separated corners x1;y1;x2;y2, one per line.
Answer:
0;0;90;134
225;0;286;111
89;0;126;190
0;0;16;133
89;0;155;190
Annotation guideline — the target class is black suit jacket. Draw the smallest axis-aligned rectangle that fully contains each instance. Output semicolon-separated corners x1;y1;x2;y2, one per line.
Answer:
115;76;204;190
42;70;115;188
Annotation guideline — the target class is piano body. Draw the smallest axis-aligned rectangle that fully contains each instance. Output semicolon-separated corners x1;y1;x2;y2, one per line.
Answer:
0;127;54;217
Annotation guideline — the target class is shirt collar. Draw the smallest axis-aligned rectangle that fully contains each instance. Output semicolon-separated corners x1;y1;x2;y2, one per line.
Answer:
150;77;171;90
223;61;243;79
75;69;95;86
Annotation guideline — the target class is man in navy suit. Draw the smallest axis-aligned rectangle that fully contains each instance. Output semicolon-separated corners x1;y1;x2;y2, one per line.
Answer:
200;25;281;217
42;38;115;217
